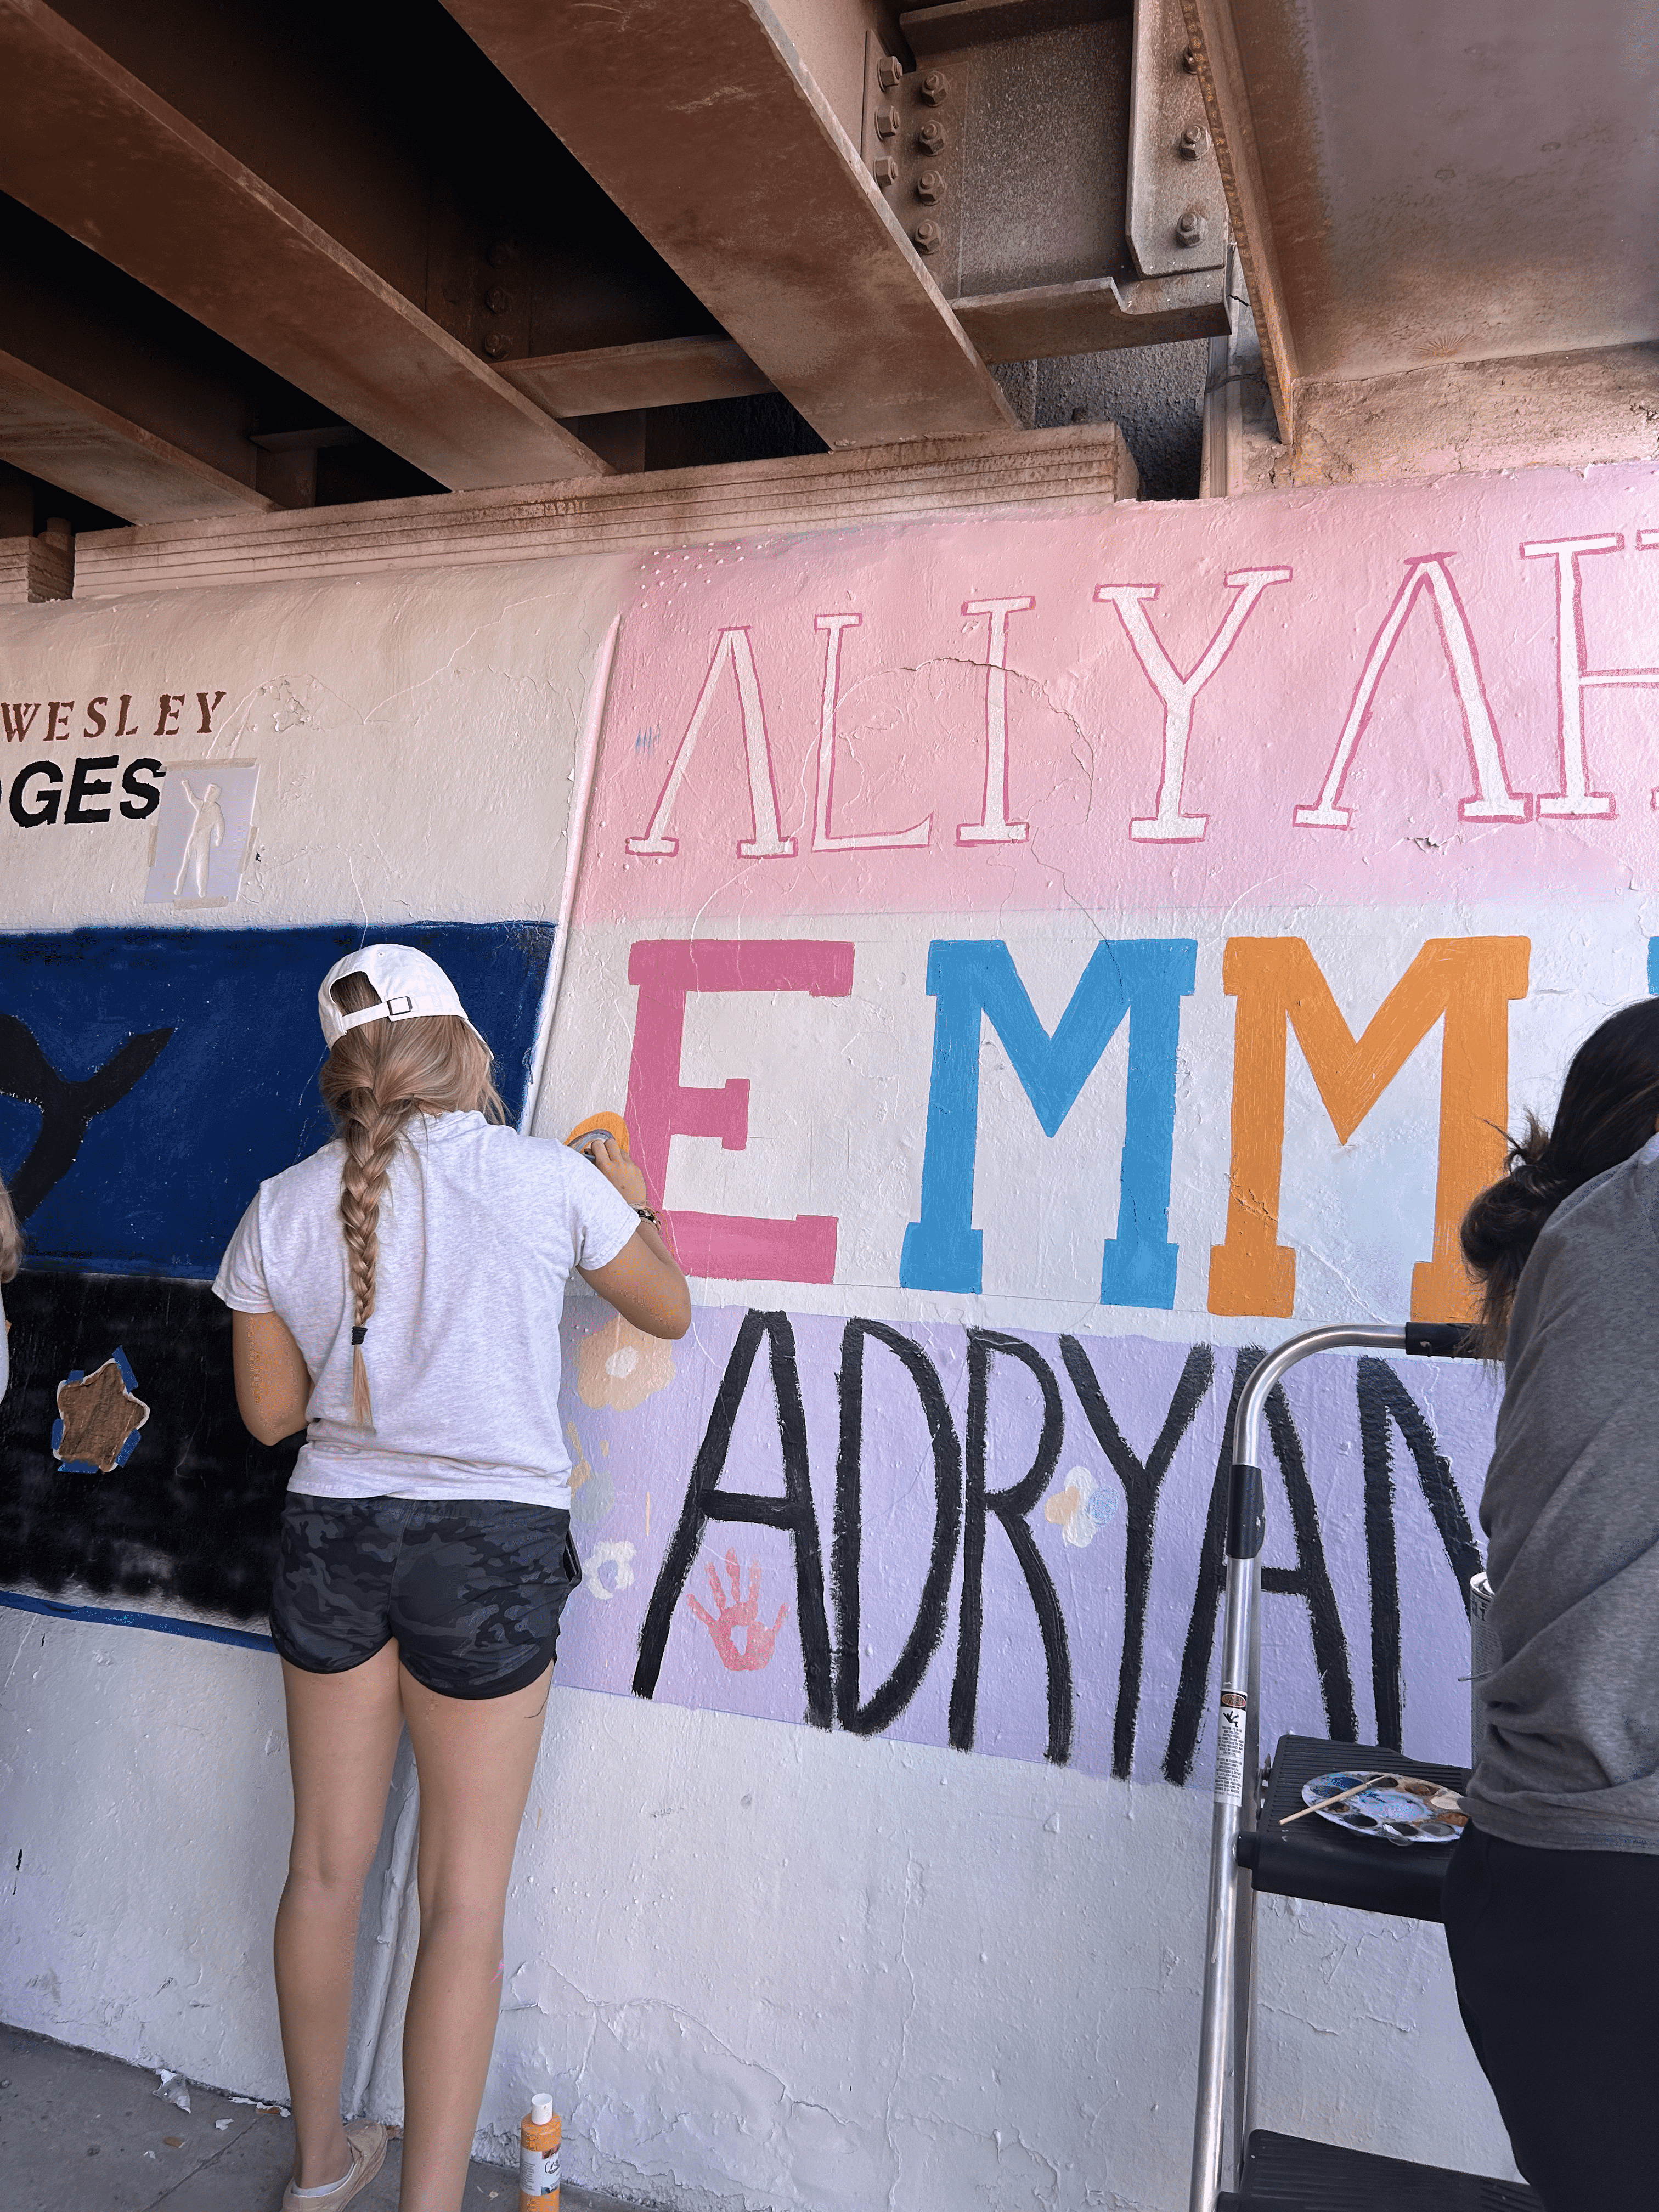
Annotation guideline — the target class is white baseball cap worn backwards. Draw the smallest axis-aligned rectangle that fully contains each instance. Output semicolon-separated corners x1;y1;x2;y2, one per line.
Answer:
317;943;482;1049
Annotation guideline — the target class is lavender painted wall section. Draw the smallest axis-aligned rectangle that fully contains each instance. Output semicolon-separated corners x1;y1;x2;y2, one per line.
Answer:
553;1308;1494;1781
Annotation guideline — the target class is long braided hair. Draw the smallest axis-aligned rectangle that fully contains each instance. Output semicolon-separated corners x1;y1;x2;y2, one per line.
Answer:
0;1175;21;1284
319;970;504;1425
1462;998;1659;1357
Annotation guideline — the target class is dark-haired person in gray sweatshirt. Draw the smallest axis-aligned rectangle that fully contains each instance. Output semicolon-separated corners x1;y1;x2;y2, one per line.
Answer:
1451;995;1659;2211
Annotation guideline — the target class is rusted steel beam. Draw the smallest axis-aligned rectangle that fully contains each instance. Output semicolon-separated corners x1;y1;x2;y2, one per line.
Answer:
503;336;775;419
1178;0;1295;440
0;1;608;489
441;0;1015;448
956;270;1230;361
0;348;273;522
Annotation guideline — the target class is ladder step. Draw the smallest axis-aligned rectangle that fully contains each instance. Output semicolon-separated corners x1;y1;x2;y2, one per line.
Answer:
1231;2130;1541;2209
1247;1737;1470;1922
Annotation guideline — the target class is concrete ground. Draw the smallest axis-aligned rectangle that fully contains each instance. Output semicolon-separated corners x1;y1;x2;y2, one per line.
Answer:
0;2021;626;2211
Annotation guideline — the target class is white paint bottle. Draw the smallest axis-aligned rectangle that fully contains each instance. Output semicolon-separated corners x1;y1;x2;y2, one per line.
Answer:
520;2094;561;2209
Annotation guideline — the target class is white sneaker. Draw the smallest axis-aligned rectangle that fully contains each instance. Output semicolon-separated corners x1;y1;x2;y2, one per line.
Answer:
280;2121;389;2209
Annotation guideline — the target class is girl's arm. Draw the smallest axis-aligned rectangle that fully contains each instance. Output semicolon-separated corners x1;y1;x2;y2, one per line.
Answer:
577;1137;692;1340
231;1308;313;1443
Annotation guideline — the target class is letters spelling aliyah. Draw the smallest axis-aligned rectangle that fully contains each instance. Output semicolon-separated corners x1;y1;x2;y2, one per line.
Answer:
586;503;1659;921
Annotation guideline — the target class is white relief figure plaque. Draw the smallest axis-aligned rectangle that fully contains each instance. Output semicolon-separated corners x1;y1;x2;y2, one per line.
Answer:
144;761;259;908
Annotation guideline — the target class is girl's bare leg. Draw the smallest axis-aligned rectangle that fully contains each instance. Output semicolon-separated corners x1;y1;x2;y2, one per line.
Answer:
275;1644;405;2189
396;1661;552;2212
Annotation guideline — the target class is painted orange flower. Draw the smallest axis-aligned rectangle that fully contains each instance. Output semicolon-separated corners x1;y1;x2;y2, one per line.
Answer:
575;1313;676;1411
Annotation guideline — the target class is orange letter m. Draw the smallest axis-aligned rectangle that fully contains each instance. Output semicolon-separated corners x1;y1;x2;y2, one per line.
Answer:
1208;937;1530;1321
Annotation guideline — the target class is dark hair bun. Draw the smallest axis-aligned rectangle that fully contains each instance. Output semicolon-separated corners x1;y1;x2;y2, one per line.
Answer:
1462;1001;1659;1354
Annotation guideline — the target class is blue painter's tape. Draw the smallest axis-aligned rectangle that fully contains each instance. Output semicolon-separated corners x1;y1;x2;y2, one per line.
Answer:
1649;936;1658;995
50;1345;149;1472
0;922;553;1277
0;1584;276;1653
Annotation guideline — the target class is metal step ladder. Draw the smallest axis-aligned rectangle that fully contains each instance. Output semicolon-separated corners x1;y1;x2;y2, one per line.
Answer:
1188;1324;1542;2212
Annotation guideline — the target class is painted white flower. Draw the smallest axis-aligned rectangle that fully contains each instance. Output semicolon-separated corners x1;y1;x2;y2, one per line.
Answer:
583;1539;637;1600
1043;1465;1119;1549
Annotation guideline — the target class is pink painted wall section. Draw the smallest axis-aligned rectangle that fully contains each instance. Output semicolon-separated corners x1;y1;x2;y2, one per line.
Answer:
580;465;1659;923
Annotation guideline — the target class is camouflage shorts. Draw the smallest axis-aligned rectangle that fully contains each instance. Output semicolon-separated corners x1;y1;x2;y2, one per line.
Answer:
271;1494;581;1700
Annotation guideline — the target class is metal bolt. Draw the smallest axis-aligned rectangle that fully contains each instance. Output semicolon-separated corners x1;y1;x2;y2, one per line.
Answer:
876;54;902;92
919;69;950;104
485;286;512;313
916;168;946;203
486;240;515;267
871;154;898;187
917;120;947;155
914;219;945;254
482;332;511;358
874;103;901;139
1183;42;1199;70
1178;125;1208;157
1175;209;1206;246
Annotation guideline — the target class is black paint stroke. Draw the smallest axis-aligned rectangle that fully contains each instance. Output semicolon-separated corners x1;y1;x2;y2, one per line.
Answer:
1357;1356;1486;1753
1260;1378;1357;1745
632;1310;832;1726
1164;1348;1357;1784
833;1317;963;1736
950;1328;1073;1765
1165;1350;1261;1785
0;1269;298;1616
0;1013;174;1217
1060;1336;1214;1779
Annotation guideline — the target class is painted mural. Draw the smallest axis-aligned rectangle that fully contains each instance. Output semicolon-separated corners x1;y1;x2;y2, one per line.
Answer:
538;466;1659;1788
0;924;554;1616
0;923;553;1277
2;466;1657;1798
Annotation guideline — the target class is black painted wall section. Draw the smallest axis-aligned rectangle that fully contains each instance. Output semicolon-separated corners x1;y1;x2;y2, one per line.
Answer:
0;1269;297;1618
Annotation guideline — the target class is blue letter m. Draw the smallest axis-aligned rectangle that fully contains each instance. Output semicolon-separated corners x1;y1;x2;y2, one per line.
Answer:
899;939;1197;1307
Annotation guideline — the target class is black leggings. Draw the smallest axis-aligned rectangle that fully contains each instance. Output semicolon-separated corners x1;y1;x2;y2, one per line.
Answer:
1443;1822;1659;2211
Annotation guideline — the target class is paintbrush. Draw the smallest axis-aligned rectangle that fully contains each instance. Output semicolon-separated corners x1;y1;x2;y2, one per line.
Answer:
1279;1776;1380;1827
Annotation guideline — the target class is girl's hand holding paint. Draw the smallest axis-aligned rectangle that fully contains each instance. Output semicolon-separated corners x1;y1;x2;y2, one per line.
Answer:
583;1133;648;1211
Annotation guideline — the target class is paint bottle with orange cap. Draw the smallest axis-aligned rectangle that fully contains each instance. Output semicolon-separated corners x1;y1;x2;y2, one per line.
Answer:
519;2094;560;2210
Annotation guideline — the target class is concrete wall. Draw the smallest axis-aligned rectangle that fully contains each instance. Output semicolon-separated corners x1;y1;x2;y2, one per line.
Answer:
0;1617;1508;2207
12;454;1657;2205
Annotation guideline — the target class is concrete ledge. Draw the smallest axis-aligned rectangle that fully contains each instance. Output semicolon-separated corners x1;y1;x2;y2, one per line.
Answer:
69;426;1139;598
0;530;73;603
1290;345;1659;487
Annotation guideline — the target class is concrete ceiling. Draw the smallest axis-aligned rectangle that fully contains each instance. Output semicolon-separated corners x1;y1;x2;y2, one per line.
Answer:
1184;0;1659;436
0;0;1652;537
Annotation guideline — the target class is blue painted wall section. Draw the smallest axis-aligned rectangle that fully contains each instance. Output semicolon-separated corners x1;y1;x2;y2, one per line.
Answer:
900;938;1197;1306
0;923;554;1277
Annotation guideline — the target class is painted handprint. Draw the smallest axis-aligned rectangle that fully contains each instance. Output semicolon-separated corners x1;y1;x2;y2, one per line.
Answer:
686;1549;788;1672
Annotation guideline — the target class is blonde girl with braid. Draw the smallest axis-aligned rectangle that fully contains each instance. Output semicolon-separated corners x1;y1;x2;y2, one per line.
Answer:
214;944;689;2212
0;1166;21;1395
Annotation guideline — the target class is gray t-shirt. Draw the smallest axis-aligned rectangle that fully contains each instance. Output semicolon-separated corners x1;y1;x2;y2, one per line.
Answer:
213;1111;641;1509
1466;1131;1659;1853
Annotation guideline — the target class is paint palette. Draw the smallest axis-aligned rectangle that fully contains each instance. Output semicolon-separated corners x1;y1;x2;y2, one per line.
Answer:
1299;1769;1468;1848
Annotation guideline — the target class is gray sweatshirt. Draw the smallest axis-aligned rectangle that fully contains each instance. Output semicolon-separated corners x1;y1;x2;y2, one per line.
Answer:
1467;1132;1659;1853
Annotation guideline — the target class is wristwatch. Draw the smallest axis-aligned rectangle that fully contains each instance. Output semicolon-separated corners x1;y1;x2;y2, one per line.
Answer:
635;1206;659;1226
